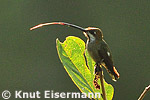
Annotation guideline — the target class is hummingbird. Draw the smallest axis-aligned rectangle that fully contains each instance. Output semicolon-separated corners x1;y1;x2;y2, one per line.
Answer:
30;22;120;81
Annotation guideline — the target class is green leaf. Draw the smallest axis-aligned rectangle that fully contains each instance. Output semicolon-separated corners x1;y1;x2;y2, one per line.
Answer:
56;36;114;100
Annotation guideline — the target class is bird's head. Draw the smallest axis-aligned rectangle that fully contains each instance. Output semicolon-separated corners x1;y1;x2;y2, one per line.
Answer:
83;27;103;41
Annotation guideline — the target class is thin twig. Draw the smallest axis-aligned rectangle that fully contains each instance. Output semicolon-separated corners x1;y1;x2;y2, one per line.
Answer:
138;85;150;100
99;67;107;100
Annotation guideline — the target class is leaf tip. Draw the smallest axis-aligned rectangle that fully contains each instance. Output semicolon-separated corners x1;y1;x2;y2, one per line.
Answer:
56;38;60;44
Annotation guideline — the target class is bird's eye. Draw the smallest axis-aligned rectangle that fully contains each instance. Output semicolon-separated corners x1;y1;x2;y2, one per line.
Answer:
90;31;96;35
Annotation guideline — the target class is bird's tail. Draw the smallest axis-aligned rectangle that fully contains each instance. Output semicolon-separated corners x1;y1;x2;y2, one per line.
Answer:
102;63;120;81
111;66;120;81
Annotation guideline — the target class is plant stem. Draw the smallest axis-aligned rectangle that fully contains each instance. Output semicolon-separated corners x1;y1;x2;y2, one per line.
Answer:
138;85;150;100
99;67;107;100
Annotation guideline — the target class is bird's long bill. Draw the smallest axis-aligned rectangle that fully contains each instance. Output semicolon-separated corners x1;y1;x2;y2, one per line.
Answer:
30;22;86;32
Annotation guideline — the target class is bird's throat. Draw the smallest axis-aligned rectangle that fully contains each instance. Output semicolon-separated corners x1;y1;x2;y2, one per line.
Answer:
88;33;95;42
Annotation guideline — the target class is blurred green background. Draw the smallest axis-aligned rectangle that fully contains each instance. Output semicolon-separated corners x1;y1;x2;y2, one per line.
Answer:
0;0;150;100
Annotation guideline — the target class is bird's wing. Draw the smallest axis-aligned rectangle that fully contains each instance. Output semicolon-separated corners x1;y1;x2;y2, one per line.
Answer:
98;40;113;67
98;40;119;81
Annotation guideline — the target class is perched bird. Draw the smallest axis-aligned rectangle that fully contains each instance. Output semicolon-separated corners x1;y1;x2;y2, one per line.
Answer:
30;22;120;81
